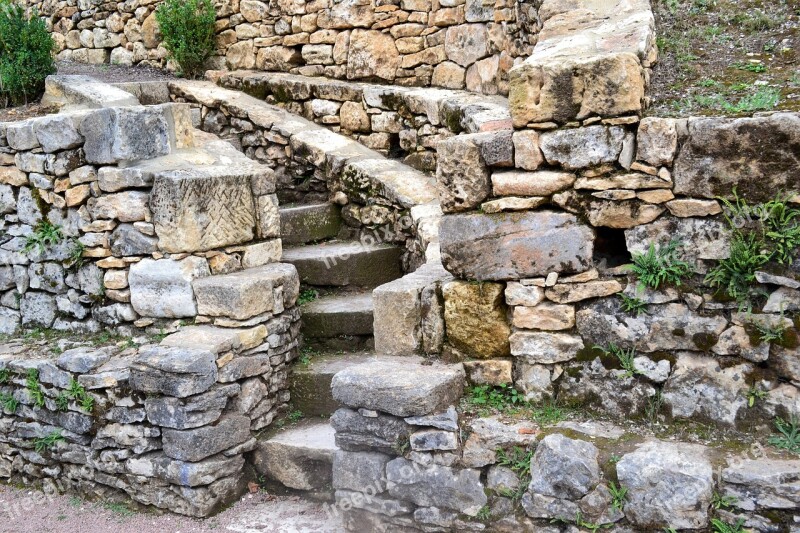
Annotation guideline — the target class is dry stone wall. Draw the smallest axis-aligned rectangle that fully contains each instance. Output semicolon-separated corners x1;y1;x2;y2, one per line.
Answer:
32;0;541;95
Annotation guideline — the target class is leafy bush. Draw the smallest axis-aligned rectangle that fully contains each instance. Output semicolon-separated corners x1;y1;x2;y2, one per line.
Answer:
0;0;55;105
156;0;216;79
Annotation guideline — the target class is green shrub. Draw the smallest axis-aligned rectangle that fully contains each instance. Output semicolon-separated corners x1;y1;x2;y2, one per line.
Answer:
0;0;55;105
156;0;216;79
629;240;694;290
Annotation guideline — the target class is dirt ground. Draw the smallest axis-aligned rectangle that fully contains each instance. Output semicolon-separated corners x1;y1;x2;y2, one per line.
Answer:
649;0;800;116
0;484;344;533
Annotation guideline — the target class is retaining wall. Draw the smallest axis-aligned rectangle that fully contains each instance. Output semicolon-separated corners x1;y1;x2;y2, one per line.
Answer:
31;0;541;95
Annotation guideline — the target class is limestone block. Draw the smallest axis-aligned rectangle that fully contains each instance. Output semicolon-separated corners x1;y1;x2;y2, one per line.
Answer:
128;257;210;318
443;280;510;358
440;211;594;280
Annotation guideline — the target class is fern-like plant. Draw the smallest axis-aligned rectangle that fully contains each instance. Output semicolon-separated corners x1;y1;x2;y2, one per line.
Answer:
704;232;769;305
629;240;693;290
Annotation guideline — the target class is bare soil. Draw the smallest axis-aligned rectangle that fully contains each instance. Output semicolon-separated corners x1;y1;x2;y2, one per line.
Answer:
0;484;343;533
649;0;800;116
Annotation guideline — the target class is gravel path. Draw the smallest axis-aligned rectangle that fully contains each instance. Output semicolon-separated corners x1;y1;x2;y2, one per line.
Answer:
0;485;344;533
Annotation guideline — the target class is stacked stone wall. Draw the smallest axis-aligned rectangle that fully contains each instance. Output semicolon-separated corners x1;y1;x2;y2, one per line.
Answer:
31;0;541;96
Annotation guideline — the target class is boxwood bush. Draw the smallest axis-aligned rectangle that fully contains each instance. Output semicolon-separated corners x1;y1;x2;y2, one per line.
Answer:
156;0;216;79
0;0;55;106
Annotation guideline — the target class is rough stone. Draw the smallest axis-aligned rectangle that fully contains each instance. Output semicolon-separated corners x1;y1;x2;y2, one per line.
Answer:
162;414;251;462
528;433;600;499
442;281;510;358
492;170;575;197
510;331;584;364
128;257;210;318
617;441;713;529
386;458;487;516
435;135;490;213
440;211;594;280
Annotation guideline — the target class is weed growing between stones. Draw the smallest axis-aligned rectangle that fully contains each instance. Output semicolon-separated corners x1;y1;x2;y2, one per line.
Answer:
618;294;648;315
23;221;63;254
33;430;64;452
608;481;628;512
297;289;319;305
711;518;746;533
768;415;800;454
745;384;768;408
711;491;737;510
594;343;642;379
466;384;525;413
0;391;18;413
629;240;693;290
25;368;45;408
706;190;800;307
552;511;612;532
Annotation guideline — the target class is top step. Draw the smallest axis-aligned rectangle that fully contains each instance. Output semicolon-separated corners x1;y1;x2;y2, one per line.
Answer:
282;241;403;288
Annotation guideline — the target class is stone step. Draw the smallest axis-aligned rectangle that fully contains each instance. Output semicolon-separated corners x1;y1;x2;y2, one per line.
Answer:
280;203;342;245
252;420;338;495
301;292;373;339
290;351;388;417
281;241;403;288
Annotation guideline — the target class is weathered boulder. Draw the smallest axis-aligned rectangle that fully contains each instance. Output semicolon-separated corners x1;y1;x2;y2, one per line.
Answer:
331;361;465;417
491;170;575;197
673;113;800;202
127;452;244;488
510;331;584;364
440;211;594;280
81;106;170;164
347;30;400;81
436;135;490;213
144;385;237;429
444;24;488;67
576;299;728;352
461;416;538;468
558;357;656;418
528;433;600;500
721;458;800;511
386;458;487;516
625;215;730;263
539;126;626;170
662;352;751;427
636;117;678;166
192;265;282;320
617;441;713;529
442;281;510;358
128;257;210;318
253;422;337;491
333;450;392;493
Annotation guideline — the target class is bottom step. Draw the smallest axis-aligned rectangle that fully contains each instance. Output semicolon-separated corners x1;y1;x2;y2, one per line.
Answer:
291;352;382;416
252;420;338;494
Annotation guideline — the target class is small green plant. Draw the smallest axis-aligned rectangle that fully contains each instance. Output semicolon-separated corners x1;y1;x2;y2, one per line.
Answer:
595;343;640;378
711;518;746;533
619;293;648;315
297;288;319;305
711;491;737;510
728;86;780;113
33;430;64;453
288;409;304;422
762;196;800;264
66;239;85;269
55;391;70;411
155;0;216;79
645;390;663;425
103;501;135;518
66;378;94;413
0;0;55;105
467;384;525;412
553;511;613;532
750;319;787;345
705;232;769;305
0;391;18;413
0;368;10;384
608;482;628;512
745;385;767;408
530;400;568;425
733;61;767;73
25;368;45;408
495;446;533;477
629;240;693;290
768;416;800;454
24;221;64;254
476;505;491;521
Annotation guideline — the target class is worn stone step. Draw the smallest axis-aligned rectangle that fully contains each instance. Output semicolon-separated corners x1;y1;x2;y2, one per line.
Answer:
281;241;403;288
280;203;342;245
252;420;338;494
290;352;389;417
301;292;373;339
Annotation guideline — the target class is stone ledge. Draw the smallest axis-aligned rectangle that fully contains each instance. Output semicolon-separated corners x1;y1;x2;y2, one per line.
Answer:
508;0;656;126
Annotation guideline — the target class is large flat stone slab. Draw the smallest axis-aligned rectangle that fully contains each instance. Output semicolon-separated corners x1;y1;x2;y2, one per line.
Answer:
280;203;342;245
673;113;800;202
331;360;465;417
440;211;594;280
282;241;403;287
508;0;655;125
43;75;140;110
301;292;374;338
128;257;210;318
192;264;295;320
